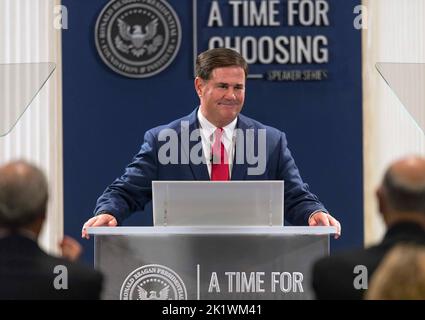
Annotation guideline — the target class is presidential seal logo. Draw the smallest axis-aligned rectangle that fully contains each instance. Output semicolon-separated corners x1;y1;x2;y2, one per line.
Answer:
95;0;181;78
120;264;187;300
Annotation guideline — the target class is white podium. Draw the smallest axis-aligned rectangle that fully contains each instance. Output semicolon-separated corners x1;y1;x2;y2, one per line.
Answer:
88;226;336;300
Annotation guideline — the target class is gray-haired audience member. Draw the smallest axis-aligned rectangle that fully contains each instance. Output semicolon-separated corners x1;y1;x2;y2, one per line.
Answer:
312;155;425;300
0;160;102;299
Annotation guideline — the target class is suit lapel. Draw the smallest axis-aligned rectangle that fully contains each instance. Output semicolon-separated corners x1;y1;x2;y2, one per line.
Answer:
180;110;255;181
231;115;253;181
181;108;210;181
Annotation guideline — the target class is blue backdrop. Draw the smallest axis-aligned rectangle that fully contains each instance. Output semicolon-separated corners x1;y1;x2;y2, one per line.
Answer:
62;0;363;263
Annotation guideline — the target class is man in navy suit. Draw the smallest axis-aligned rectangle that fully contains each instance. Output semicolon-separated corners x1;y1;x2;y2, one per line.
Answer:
82;48;341;238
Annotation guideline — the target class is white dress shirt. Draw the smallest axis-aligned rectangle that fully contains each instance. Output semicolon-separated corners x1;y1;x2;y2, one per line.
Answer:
197;108;237;178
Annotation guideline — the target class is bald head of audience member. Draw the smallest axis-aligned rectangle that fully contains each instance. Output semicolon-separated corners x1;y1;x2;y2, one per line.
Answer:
0;160;48;237
377;156;425;228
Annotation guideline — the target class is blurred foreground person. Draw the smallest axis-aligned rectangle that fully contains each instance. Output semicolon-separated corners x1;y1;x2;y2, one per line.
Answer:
313;155;425;299
366;243;425;300
0;160;102;299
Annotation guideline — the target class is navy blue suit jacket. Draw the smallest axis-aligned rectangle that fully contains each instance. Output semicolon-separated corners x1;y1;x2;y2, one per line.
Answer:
94;108;327;225
0;234;103;299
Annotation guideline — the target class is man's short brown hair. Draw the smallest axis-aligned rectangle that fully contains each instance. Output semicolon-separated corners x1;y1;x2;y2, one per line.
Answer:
195;48;248;80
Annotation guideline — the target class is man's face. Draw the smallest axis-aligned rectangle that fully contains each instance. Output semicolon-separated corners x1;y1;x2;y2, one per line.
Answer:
195;66;246;128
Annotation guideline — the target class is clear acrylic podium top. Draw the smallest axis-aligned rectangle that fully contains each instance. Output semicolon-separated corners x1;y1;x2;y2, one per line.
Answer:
0;63;55;136
376;63;425;134
152;181;284;227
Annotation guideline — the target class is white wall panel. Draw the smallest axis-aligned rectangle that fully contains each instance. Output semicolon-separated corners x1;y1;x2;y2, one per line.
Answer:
363;0;425;246
0;0;63;253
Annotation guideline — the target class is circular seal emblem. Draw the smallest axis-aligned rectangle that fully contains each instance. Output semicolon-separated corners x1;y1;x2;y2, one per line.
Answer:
120;264;187;300
95;0;181;78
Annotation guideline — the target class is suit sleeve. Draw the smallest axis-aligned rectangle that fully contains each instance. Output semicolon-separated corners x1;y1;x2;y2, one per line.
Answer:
93;130;158;224
277;132;328;225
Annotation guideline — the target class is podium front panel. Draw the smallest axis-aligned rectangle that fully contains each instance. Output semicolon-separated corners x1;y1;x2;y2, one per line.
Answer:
92;227;333;300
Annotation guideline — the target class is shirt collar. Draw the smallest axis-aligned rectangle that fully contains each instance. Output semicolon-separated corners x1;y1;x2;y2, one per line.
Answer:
0;227;37;241
197;107;237;142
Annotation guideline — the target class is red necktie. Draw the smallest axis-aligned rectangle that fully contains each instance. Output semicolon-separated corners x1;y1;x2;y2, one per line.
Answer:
211;128;229;181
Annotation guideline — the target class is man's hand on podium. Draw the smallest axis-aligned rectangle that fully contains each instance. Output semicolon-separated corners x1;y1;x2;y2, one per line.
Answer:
82;213;117;239
309;211;341;239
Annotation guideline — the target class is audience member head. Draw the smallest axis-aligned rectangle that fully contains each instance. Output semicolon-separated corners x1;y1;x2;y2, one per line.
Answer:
0;160;48;236
377;155;425;228
366;243;425;300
